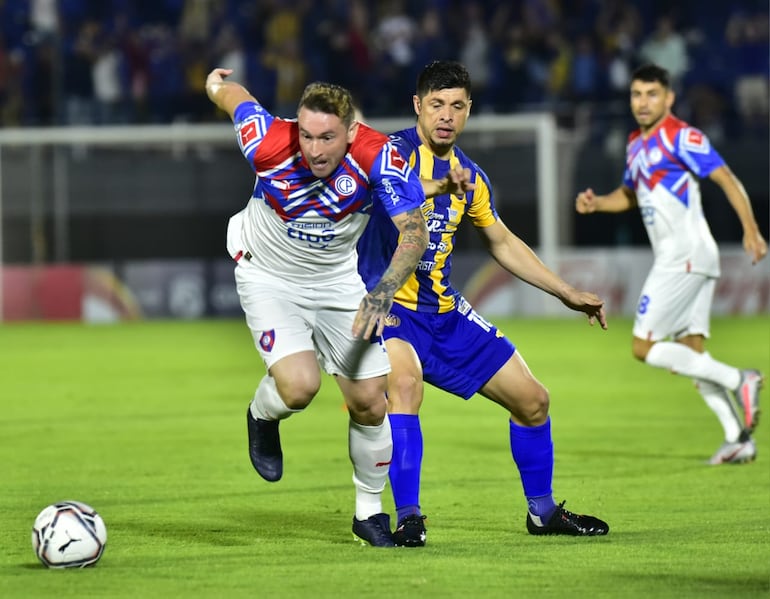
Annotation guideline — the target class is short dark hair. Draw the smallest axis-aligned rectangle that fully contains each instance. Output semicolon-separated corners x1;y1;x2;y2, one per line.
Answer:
416;60;472;99
631;64;671;88
298;82;356;127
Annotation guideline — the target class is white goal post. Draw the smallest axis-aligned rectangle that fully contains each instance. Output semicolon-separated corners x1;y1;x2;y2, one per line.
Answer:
0;114;559;321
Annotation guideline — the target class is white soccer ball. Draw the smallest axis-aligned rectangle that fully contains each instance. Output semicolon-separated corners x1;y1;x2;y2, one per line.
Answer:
31;501;107;568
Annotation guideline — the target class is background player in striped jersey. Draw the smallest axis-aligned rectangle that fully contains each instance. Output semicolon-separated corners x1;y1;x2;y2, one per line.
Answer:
576;63;767;465
205;68;429;546
357;60;610;546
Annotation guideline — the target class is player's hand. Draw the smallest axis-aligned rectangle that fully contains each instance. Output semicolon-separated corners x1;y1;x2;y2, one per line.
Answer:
559;288;608;330
443;165;476;197
744;229;768;265
575;188;597;214
205;67;233;100
352;293;393;340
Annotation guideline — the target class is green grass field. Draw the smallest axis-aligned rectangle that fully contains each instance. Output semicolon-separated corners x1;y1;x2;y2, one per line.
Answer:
1;316;768;598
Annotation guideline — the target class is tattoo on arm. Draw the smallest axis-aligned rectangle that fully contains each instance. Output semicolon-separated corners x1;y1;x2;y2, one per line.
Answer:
369;207;428;304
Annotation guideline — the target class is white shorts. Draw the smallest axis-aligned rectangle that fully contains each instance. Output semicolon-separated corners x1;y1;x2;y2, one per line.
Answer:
632;268;715;342
233;261;391;380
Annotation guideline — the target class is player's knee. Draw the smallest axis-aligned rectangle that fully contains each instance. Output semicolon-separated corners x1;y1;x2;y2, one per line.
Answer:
631;339;650;362
387;371;422;413
511;385;550;426
276;376;320;410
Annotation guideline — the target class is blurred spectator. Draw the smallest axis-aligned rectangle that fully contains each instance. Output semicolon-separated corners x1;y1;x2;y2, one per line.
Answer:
637;15;689;91
62;20;99;125
458;2;492;111
570;33;602;103
371;0;418;115
0;0;764;140
725;10;770;135
92;34;125;124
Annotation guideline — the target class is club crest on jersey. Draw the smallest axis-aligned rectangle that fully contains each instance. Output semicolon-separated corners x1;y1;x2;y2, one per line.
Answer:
259;329;275;352
384;313;400;327
334;174;356;196
647;147;663;164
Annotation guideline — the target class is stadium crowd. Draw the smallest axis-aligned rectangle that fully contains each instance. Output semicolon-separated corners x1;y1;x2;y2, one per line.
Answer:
0;0;767;140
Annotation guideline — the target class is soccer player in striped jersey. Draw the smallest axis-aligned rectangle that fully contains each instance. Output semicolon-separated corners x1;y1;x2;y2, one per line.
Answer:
205;68;429;546
576;63;767;465
357;60;610;546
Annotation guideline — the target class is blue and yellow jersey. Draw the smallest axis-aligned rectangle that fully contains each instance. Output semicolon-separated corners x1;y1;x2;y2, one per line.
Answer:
357;126;498;313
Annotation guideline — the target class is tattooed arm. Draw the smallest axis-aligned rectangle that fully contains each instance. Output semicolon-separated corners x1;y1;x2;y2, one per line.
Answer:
352;206;429;339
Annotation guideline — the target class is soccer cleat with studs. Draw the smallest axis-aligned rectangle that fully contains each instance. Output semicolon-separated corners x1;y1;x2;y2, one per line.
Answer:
392;514;427;547
526;501;609;536
734;369;763;433
246;408;283;482
352;513;395;547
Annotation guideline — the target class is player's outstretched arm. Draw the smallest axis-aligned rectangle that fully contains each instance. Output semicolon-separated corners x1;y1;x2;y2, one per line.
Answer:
479;220;608;329
205;68;257;121
709;165;768;264
575;186;637;214
353;207;429;340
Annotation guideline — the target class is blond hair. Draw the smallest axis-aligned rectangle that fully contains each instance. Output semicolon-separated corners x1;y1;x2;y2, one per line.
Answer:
297;82;356;128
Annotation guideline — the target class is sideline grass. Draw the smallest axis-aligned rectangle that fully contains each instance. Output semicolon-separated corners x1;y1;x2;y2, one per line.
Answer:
1;317;768;598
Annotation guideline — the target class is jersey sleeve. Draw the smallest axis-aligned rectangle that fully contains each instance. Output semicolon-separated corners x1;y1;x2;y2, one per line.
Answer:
465;165;498;227
369;140;426;217
675;126;726;177
388;129;419;165
232;101;276;169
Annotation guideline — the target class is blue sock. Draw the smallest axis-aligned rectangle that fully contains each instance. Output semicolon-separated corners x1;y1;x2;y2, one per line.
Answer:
509;417;557;520
388;413;423;521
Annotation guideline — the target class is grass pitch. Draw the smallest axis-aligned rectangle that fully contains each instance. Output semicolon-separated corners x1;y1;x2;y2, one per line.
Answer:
0;316;768;598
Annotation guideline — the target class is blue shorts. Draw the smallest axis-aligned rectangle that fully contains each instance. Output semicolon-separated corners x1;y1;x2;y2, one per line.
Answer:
383;297;515;399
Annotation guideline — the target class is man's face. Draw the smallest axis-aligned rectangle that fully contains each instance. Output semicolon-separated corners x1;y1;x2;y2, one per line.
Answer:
630;79;673;132
297;108;358;178
413;88;471;157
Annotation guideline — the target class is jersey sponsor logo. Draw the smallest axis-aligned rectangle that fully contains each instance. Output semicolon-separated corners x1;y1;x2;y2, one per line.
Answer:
287;222;336;249
259;329;275;352
382;177;401;206
334;174;356;196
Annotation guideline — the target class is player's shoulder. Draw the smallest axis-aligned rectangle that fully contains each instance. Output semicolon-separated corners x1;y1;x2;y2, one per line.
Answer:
388;126;420;152
349;123;390;165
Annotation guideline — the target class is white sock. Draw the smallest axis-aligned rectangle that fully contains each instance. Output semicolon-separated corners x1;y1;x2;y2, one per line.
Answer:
694;379;742;442
645;344;741;390
349;418;392;521
249;376;297;421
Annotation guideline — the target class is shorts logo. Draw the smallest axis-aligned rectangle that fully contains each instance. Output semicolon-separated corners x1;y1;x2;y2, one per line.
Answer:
384;313;400;327
259;329;275;352
334;175;356;196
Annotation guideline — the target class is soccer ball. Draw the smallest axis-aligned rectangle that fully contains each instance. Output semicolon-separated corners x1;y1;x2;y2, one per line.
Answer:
31;501;107;568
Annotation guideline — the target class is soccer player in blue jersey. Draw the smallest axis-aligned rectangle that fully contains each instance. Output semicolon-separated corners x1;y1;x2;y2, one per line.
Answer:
576;64;767;465
357;60;610;546
205;68;429;546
